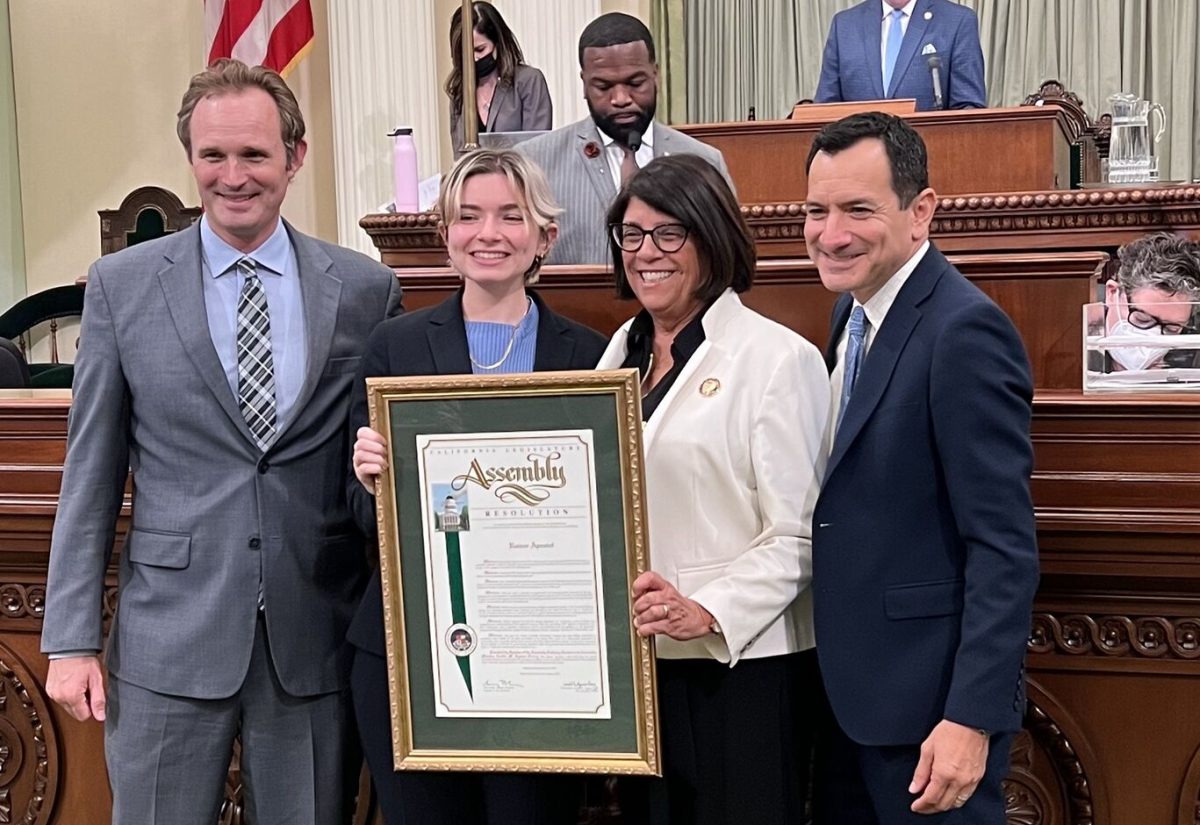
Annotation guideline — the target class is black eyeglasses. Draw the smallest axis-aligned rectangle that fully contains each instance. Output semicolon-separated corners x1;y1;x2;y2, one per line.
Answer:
609;223;690;253
1124;293;1199;336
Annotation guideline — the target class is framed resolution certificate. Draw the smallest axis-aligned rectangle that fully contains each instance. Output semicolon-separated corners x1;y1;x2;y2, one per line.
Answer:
366;369;659;775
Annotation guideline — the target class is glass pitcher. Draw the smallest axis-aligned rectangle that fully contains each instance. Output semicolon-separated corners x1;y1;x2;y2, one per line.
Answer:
1107;93;1166;184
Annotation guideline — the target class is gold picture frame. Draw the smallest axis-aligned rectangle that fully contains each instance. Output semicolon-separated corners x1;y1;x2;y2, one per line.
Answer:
366;369;659;775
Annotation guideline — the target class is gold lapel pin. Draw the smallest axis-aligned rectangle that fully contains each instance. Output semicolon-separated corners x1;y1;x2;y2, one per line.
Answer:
699;378;721;397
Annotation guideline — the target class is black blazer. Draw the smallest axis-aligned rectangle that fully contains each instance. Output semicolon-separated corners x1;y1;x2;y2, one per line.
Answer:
345;289;608;654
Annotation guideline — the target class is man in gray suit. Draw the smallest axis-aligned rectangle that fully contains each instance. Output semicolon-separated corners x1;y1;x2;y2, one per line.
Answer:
518;13;732;265
40;59;401;825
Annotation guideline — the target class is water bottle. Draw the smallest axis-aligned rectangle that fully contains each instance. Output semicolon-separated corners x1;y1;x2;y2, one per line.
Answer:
389;127;419;213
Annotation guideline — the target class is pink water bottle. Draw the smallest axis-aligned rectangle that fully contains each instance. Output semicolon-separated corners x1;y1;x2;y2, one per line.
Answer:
389;127;420;213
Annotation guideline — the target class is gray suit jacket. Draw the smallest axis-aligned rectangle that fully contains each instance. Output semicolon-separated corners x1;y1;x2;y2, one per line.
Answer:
450;64;553;157
517;117;733;265
40;221;402;700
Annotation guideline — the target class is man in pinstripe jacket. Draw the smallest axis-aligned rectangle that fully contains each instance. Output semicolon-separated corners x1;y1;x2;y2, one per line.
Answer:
518;13;731;265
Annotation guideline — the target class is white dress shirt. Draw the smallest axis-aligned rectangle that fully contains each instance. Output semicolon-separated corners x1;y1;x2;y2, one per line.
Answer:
829;240;930;440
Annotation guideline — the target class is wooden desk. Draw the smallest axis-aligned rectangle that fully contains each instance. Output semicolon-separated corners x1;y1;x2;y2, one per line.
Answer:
387;251;1106;392
678;105;1076;203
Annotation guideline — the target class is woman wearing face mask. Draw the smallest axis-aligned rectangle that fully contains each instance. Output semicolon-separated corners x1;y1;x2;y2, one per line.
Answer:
447;2;552;157
345;148;606;825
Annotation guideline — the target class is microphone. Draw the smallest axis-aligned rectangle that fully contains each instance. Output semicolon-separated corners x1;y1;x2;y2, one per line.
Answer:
922;44;944;110
625;129;642;153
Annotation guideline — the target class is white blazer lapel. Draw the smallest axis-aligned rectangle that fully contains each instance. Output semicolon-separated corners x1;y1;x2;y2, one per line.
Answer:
642;339;717;453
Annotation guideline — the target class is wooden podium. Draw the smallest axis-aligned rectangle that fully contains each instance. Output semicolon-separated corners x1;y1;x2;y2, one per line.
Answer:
677;104;1076;203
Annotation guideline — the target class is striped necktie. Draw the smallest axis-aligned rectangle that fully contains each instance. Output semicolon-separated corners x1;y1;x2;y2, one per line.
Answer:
235;258;276;450
620;144;639;184
837;306;867;431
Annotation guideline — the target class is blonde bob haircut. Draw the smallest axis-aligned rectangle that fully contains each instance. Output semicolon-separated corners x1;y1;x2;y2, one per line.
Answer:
437;148;562;283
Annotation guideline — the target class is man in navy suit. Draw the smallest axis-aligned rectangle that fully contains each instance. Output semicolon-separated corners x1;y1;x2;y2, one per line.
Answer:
815;0;986;110
804;112;1038;823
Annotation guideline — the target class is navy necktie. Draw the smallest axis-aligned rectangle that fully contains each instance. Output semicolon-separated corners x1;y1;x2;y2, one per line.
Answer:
837;306;867;430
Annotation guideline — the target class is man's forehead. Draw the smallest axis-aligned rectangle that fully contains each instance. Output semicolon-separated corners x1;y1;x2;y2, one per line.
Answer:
190;90;282;133
582;41;654;72
808;146;894;193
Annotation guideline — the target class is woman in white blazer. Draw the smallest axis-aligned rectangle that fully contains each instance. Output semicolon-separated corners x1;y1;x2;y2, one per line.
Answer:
597;155;832;825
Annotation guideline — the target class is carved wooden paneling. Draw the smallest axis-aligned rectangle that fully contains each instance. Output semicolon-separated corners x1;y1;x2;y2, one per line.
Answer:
1031;614;1200;661
1004;730;1056;825
0;642;59;824
1018;686;1102;825
361;183;1200;266
1178;744;1200;825
749;185;1200;257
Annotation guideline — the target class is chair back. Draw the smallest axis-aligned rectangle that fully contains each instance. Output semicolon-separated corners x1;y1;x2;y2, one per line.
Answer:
0;285;86;388
0;339;31;389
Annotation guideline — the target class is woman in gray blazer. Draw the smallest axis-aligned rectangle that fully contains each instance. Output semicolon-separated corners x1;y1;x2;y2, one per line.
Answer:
447;2;552;156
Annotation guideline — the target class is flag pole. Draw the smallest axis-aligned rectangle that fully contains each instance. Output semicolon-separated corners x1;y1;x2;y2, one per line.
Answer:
461;0;478;152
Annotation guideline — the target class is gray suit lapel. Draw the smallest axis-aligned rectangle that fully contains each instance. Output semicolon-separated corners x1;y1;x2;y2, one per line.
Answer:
576;120;618;209
280;227;342;440
487;80;510;131
652;122;671;158
156;226;258;445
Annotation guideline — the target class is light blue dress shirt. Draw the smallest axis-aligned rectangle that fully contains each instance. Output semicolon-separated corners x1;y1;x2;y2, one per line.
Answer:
200;217;308;435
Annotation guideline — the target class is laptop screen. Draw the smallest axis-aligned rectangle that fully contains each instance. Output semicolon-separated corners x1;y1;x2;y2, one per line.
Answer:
476;130;549;149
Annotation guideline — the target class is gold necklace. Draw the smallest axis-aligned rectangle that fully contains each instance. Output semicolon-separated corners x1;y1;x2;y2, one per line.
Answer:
641;353;655;393
468;298;532;371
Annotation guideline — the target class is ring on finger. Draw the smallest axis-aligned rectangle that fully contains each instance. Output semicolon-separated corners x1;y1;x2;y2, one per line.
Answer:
660;603;669;618
953;795;969;808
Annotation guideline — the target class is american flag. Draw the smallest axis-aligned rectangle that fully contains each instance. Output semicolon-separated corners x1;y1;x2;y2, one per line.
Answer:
204;0;314;77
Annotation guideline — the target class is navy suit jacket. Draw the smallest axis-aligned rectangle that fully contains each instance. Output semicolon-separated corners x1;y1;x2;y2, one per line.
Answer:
812;245;1038;746
344;289;607;656
814;0;986;111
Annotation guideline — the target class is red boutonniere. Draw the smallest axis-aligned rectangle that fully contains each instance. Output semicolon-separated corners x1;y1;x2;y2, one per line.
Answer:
583;141;601;159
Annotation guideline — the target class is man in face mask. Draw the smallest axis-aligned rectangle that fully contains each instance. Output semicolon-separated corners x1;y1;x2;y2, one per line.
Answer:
1102;233;1200;371
517;12;734;265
